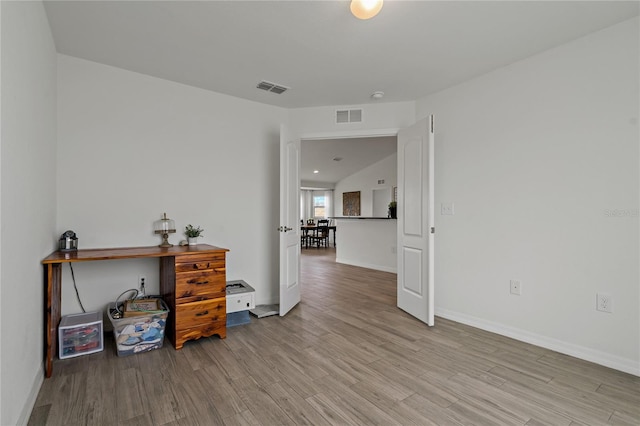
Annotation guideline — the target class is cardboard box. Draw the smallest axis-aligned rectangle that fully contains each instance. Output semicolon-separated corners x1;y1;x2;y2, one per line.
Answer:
123;298;164;317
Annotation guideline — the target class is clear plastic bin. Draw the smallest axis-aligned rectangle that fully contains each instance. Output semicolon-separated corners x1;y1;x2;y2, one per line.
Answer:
59;311;103;359
107;299;168;356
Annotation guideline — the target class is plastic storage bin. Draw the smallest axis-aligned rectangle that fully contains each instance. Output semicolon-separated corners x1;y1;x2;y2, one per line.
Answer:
226;310;251;327
59;311;104;359
107;299;168;356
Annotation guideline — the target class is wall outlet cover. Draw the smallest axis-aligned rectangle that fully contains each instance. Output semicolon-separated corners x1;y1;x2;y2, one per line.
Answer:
441;203;455;215
510;280;521;295
596;293;613;313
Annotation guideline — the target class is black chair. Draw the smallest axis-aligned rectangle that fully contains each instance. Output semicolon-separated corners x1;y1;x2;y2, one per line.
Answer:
310;220;330;248
300;220;309;248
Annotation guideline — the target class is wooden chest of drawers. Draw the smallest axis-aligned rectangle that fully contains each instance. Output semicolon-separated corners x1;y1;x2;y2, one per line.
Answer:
160;247;228;349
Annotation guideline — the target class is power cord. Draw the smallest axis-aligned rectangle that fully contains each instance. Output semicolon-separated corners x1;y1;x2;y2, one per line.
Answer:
69;263;86;313
114;288;140;315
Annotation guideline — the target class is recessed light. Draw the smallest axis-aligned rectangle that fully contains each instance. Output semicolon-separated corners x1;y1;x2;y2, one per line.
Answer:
313;170;319;174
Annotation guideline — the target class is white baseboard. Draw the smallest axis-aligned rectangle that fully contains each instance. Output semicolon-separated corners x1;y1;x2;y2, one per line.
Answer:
435;307;640;377
335;257;397;274
17;364;44;425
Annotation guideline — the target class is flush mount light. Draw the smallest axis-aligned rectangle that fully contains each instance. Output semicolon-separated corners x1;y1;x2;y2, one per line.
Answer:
313;170;319;174
371;91;384;100
350;0;383;20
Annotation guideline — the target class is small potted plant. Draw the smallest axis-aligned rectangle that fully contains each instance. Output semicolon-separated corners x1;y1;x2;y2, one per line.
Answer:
388;201;397;219
185;224;204;245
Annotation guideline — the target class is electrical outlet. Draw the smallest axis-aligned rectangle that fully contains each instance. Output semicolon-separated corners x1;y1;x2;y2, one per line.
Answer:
510;280;521;296
441;203;455;215
596;293;612;313
138;275;146;296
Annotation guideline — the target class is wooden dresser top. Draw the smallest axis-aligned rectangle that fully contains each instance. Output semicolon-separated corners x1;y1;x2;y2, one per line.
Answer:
42;244;229;264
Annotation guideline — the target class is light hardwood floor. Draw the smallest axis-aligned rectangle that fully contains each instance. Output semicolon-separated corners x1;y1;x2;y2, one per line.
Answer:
30;248;640;425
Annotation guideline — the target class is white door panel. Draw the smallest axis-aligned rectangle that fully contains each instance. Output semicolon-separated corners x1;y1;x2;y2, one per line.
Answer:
397;117;435;326
279;124;301;316
403;137;423;237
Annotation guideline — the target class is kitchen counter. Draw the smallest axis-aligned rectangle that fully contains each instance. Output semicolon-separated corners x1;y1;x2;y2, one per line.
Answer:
332;218;397;273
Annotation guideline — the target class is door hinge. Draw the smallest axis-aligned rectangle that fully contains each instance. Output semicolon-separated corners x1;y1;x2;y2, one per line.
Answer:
430;115;434;133
431;227;435;234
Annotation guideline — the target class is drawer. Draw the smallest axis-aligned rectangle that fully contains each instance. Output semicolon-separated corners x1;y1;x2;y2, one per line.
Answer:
175;254;225;273
226;292;255;314
175;320;226;348
175;298;226;331
176;270;225;300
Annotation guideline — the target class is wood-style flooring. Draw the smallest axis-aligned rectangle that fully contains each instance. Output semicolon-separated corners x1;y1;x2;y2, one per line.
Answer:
29;248;640;425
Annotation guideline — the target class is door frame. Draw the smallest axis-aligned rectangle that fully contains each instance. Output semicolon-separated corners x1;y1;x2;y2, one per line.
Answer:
300;128;400;141
297;127;401;304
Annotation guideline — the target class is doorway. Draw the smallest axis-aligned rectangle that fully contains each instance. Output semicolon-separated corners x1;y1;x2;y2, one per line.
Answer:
299;133;399;309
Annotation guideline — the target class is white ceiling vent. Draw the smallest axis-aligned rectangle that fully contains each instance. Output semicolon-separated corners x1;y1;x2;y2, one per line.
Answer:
256;80;289;94
336;109;363;124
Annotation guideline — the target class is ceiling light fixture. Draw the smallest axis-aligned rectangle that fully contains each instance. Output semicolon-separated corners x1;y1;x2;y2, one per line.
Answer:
350;0;383;20
313;170;319;174
371;91;384;100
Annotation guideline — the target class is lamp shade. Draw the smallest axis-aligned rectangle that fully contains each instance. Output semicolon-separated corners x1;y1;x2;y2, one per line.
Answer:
154;213;176;247
154;213;175;233
350;0;383;20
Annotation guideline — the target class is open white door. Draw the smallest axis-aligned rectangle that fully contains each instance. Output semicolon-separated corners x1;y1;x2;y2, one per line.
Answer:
397;117;435;326
279;124;301;316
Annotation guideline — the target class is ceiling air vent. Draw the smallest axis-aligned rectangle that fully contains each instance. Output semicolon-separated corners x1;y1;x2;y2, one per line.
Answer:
256;80;289;94
336;109;363;124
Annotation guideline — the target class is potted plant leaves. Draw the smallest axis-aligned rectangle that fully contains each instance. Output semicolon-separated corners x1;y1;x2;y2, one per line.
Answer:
388;201;397;219
185;224;204;245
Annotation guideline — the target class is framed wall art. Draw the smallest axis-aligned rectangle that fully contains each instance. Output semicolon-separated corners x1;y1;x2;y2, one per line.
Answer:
343;191;361;216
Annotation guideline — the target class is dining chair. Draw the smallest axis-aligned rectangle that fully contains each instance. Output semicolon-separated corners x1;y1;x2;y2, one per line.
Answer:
300;220;309;248
310;220;330;248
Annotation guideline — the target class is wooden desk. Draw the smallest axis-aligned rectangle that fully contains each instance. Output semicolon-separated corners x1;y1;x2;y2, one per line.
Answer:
42;244;228;378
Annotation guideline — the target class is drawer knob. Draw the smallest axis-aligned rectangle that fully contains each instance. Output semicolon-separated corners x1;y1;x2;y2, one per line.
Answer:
195;310;209;317
192;263;211;269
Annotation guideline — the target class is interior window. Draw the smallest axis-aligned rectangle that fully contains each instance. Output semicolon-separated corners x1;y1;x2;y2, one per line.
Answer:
313;195;326;218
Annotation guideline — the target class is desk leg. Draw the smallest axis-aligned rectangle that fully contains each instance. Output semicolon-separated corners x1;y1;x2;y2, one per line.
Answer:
45;263;61;378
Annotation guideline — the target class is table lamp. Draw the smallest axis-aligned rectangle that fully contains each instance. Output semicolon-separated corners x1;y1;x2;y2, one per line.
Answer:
154;212;176;247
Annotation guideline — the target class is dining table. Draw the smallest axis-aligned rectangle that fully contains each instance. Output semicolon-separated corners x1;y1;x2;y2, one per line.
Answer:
301;224;337;248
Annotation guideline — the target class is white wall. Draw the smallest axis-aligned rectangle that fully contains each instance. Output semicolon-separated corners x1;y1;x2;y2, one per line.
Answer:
0;2;58;424
335;219;397;273
334;153;397;217
57;55;287;314
417;17;639;374
289;101;415;138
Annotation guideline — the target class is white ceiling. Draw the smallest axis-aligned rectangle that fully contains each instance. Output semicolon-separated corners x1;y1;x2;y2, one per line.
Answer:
43;1;639;110
301;136;397;185
43;1;638;184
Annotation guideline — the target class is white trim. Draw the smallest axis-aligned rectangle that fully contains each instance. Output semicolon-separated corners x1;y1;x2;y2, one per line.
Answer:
17;365;44;425
335;257;397;274
300;128;399;141
436;307;640;377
